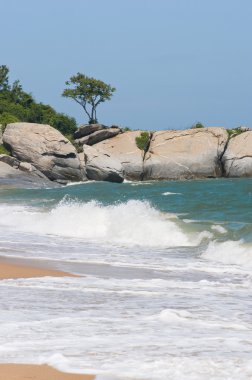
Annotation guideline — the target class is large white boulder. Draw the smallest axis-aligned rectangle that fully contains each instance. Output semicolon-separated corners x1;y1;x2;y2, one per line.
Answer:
143;128;228;180
3;123;86;182
83;145;124;183
222;131;252;177
91;131;145;180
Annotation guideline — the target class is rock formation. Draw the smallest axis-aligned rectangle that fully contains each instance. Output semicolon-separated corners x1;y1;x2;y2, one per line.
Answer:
222;131;252;177
143;128;228;180
2;121;252;188
83;145;124;183
0;160;57;188
3;123;85;183
75;127;121;146
74;123;104;139
0;154;48;178
89;131;145;180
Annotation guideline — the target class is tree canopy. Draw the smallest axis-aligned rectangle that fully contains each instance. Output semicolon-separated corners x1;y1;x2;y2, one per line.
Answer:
0;65;10;92
0;65;77;136
62;73;116;124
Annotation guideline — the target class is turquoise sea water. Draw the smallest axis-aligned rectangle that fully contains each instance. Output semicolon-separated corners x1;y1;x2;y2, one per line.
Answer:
0;179;252;379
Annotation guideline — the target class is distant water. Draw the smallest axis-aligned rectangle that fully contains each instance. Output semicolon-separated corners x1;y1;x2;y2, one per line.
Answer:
0;179;252;380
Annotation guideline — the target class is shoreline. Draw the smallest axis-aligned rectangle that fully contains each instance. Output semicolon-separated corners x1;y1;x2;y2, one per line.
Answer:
0;263;95;379
0;364;95;380
0;256;78;279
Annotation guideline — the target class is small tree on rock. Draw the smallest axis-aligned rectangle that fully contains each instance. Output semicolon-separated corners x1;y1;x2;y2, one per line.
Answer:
62;73;116;124
135;132;150;152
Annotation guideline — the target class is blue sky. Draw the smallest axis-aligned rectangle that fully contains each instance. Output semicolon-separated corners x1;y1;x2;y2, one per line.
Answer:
1;0;252;130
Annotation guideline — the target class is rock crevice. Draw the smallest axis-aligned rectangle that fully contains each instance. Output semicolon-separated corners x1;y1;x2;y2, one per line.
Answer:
222;131;252;177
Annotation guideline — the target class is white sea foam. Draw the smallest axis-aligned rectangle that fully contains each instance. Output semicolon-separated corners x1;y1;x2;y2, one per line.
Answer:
162;191;181;195
65;180;94;186
1;274;252;380
182;218;196;223
211;225;227;234
158;308;193;323
129;182;154;186
157;308;248;330
202;240;252;267
0;200;205;247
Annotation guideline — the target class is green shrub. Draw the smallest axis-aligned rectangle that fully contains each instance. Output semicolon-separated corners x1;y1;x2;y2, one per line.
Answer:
0;144;10;155
123;127;131;132
191;122;204;129
135;131;150;152
227;127;243;138
0;112;19;128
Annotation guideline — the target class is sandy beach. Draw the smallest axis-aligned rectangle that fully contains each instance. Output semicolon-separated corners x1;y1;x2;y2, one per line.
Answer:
0;259;76;280
0;364;95;380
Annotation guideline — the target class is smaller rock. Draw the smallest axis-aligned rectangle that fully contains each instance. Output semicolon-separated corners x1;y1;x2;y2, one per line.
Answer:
110;125;121;129
19;162;48;179
0;154;49;179
0;154;20;168
239;126;250;132
74;124;105;139
83;145;124;183
18;162;33;172
75;128;121;146
0;161;59;188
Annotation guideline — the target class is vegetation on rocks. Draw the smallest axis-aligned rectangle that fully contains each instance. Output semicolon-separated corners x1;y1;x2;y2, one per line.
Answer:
0;144;10;155
191;122;204;129
135;132;150;152
227;127;244;138
0;65;77;136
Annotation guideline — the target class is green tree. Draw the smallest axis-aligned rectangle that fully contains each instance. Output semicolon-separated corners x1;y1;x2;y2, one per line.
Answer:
0;65;10;92
10;80;34;107
0;112;19;127
62;73;116;124
0;65;77;137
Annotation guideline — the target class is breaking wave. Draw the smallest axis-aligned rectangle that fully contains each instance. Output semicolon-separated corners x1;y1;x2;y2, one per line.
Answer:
202;240;252;267
0;200;207;248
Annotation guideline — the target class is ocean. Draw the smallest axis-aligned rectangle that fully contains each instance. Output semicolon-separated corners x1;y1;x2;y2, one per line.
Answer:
0;178;252;380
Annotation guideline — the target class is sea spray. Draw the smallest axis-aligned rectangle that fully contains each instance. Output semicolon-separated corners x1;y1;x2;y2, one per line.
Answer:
0;200;208;247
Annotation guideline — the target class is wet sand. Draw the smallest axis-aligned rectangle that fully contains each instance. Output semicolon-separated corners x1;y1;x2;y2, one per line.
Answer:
0;260;76;279
0;364;95;380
